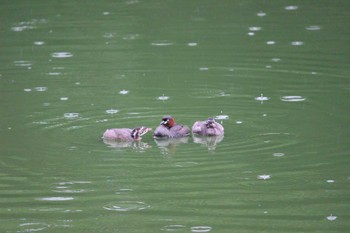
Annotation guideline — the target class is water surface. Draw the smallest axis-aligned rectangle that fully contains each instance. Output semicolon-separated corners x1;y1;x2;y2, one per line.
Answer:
1;1;350;232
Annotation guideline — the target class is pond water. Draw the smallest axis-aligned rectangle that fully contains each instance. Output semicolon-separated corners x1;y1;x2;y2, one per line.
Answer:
1;1;350;232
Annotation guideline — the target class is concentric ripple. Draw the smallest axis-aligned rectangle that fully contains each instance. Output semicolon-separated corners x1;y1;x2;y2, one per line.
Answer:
281;96;306;102
51;52;73;58
191;226;212;232
161;224;187;231
103;201;150;211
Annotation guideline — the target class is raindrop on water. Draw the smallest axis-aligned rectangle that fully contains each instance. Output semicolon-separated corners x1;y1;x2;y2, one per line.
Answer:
291;41;304;46
64;113;80;119
326;214;337;221
257;12;266;17
37;197;74;201
188;42;198;46
191;226;212;232
34;41;45;45
281;96;306;102
214;115;229;120
255;94;270;103
34;87;48;92
257;174;271;180
103;201;150;211
285;5;298;10
157;95;169;101
306;25;321;31
162;225;186;231
51;52;73;58
249;26;262;31
106;109;119;114
119;89;129;95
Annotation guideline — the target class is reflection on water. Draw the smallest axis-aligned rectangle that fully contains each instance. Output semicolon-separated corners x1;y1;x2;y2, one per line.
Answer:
154;137;189;154
103;138;151;150
192;135;224;151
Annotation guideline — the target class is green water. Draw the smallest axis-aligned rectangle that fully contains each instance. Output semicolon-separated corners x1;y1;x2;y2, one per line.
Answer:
1;1;350;232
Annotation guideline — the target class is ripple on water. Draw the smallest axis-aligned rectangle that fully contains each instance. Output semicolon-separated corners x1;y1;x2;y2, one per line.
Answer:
34;87;48;92
151;41;174;46
34;41;45;45
162;224;186;232
257;12;266;17
281;96;306;102
51;52;73;58
285;5;298;10
326;214;337;221
37;197;74;201
257;174;271;180
191;226;212;232
52;181;92;193
174;161;199;168
291;41;304;46
14;60;32;67
249;26;261;31
157;95;169;101
273;152;285;157
18;222;48;232
255;94;270;102
214;115;229;120
63;113;80;119
11;19;47;32
103;201;150;211
119;89;129;95
106;109;119;114
306;25;321;31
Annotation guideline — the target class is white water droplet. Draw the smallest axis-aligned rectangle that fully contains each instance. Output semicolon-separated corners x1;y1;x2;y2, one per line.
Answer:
257;174;271;180
34;87;48;92
326;214;337;221
188;42;198;46
281;96;306;102
34;41;45;45
214;115;229;120
157;95;169;100
257;12;266;17
191;226;212;232
306;25;321;31
37;197;74;201
255;94;270;102
291;41;304;46
285;5;298;10
119;89;129;95
106;109;119;114
249;26;261;31
51;52;73;58
64;113;79;119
